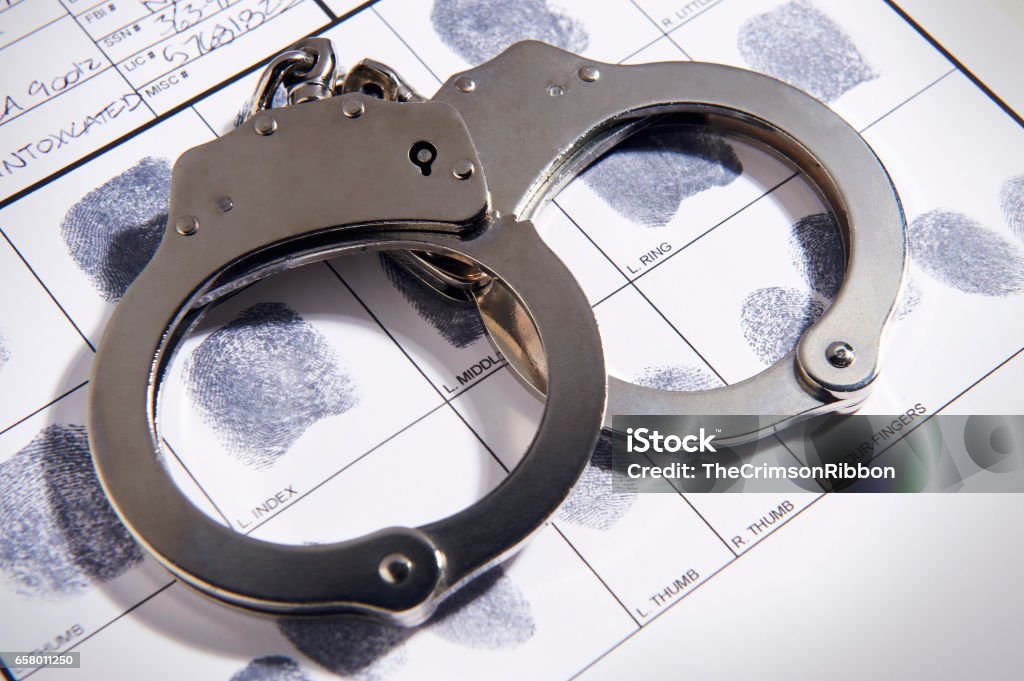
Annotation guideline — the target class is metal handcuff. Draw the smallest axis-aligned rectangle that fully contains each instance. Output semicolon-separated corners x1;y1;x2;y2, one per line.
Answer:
88;38;906;625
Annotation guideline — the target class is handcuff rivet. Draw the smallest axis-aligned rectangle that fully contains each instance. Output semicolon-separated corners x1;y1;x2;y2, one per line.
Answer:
455;76;476;93
547;84;565;97
826;341;856;368
253;113;277;136
578;65;600;82
452;159;475;180
216;196;234;213
342;99;365;119
378;553;413;585
174;215;199;236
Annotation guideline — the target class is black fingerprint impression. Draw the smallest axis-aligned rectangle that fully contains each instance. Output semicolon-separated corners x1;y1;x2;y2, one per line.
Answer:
558;433;637;531
379;254;485;349
278;567;534;677
558;365;720;530
1000;175;1024;242
0;331;9;373
582;126;743;227
431;0;588;64
909;209;1024;297
231;656;311;681
60;157;171;302
738;0;877;103
741;286;826;365
185;302;358;469
788;212;844;298
0;424;143;598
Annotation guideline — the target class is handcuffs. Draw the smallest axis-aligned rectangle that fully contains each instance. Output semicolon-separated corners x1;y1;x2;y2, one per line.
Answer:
88;39;906;625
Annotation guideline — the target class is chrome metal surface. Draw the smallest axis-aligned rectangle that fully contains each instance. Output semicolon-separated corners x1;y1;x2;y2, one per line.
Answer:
252;113;277;136
431;41;907;442
89;94;606;624
90;39;906;625
243;38;337;121
341;58;426;103
341;98;365;119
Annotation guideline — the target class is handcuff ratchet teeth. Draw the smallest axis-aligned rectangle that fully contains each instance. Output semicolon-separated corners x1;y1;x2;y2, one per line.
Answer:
88;39;906;624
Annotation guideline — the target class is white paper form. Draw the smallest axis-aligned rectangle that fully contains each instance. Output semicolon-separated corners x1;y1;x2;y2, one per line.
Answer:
0;0;343;201
1;1;1023;680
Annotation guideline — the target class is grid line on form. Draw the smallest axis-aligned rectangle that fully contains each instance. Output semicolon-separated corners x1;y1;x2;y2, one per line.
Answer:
372;5;445;85
568;490;830;680
0;226;96;352
0;0;377;209
883;0;1024;129
161;437;233;527
628;0;693;59
310;0;336;19
834;343;1024;474
0;12;65;51
128;0;329;97
56;0;159;119
16;581;177;681
230;401;450;537
550;199;730;386
0;53;114;129
323;258;656;628
0;380;89;439
550;524;644;629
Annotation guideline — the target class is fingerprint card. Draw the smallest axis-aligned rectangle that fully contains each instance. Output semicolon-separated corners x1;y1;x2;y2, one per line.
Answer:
0;239;91;433
667;0;954;130
2;0;1024;678
551;132;799;283
857;73;1024;416
374;0;663;76
192;8;442;135
247;407;508;546
532;205;630;306
633;173;831;385
332;251;508;401
553;470;737;622
0;110;216;347
591;286;725;388
158;261;446;532
0;387;172;677
25;527;635;681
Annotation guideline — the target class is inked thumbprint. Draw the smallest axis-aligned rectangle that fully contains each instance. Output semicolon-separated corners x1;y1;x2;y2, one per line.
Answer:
431;0;588;64
737;0;878;103
558;433;637;531
279;569;533;676
0;424;143;598
184;302;358;469
379;254;485;348
1000;175;1024;242
559;366;721;531
741;287;826;364
894;276;921;320
789;212;844;299
582;126;743;228
231;656;311;681
909;210;1024;296
428;567;535;649
278;616;409;680
0;331;9;373
60;157;171;302
635;364;722;392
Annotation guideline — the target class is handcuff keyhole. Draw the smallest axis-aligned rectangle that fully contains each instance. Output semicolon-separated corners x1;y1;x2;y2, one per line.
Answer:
361;82;385;99
409;141;437;176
